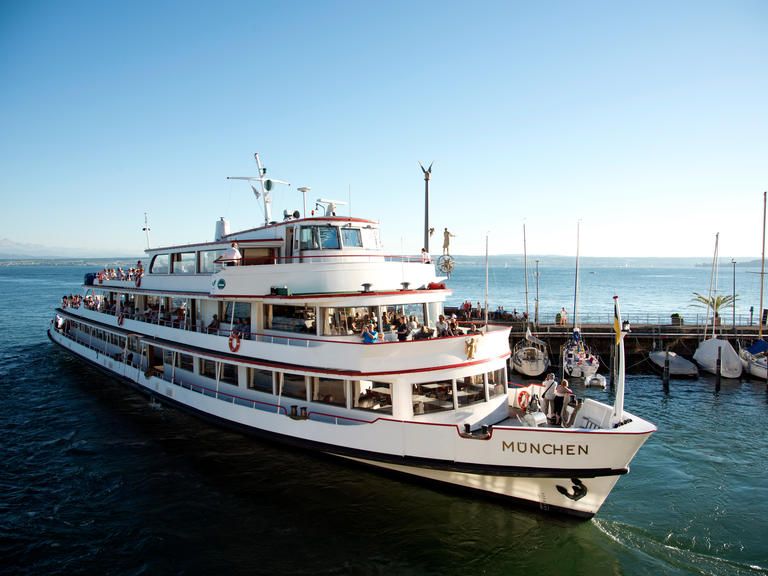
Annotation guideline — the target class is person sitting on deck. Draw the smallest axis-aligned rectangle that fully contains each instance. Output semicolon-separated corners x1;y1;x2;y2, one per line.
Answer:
207;314;220;334
436;314;450;337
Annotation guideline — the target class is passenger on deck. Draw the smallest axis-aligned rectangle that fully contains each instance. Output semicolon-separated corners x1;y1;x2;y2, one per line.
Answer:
207;314;220;334
362;323;379;344
436;315;450;337
541;373;558;422
554;378;573;426
397;317;410;341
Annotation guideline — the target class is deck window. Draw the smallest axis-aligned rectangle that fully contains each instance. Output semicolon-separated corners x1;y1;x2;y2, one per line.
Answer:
200;249;224;273
488;368;506;397
413;380;454;414
340;228;363;248
150;254;170;274
322;306;377;335
312;377;346;406
354;381;393;414
201;359;217;379
172;252;196;274
220;362;238;385
247;368;274;393
458;375;486;407
265;304;316;334
280;373;307;400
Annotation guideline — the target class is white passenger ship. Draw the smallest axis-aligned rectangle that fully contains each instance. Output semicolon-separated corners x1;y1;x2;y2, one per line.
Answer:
48;154;655;518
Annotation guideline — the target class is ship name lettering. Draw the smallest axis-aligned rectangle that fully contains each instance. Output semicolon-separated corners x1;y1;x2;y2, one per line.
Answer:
501;441;588;456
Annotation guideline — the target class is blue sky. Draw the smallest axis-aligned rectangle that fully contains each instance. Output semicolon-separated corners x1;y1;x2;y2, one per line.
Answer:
1;0;766;258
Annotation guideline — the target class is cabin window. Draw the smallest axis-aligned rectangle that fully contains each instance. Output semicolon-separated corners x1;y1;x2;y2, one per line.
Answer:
247;368;274;393
488;368;507;397
280;373;307;400
172;252;196;274
150;254;170;274
200;249;224;273
458;375;486;407
321;306;377;335
413;380;454;414
224;302;251;326
340;228;363;248
312;377;346;406
265;304;316;334
299;225;340;250
354;380;393;414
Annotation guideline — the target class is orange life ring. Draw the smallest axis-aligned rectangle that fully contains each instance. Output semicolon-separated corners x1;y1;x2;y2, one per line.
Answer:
517;390;530;411
117;313;125;326
228;331;241;353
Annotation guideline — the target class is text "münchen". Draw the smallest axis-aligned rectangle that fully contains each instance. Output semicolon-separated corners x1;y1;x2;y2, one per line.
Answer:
502;441;588;456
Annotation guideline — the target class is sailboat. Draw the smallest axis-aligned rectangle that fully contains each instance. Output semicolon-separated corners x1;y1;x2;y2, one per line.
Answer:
739;191;768;379
692;233;742;378
511;224;551;377
562;222;600;380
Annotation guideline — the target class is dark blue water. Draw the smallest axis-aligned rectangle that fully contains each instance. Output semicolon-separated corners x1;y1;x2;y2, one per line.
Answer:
1;266;767;575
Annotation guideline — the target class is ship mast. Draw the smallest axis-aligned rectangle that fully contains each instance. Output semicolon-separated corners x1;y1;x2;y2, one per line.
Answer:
227;153;290;226
761;192;766;340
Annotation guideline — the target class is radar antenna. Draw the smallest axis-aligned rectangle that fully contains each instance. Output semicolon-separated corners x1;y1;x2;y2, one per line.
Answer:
227;153;290;225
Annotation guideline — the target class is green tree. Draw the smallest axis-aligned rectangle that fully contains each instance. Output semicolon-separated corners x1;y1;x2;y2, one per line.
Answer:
691;292;738;319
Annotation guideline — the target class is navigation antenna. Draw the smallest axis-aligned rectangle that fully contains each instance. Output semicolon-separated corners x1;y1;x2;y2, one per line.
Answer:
227;153;291;226
142;212;152;249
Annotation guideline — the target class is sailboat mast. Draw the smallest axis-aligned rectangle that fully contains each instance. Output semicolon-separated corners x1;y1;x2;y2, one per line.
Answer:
572;222;580;329
704;233;718;339
523;224;529;322
484;234;489;333
760;192;767;340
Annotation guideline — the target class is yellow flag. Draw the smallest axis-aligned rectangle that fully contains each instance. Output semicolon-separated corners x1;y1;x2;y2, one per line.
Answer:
613;296;621;345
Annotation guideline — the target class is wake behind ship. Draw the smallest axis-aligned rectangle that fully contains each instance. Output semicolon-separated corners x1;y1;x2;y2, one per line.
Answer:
48;153;655;518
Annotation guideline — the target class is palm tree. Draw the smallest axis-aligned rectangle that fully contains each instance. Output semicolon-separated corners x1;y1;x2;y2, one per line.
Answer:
691;292;737;327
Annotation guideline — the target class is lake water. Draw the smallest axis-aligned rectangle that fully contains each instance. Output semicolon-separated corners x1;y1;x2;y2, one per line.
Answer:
1;264;766;575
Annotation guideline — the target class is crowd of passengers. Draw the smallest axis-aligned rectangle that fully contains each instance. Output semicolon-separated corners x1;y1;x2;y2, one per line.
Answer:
360;311;479;344
96;261;144;283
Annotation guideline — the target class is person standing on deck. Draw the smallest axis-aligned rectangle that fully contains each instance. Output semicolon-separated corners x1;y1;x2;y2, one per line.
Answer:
443;228;455;256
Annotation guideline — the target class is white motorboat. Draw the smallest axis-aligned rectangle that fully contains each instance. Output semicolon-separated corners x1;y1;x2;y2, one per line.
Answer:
647;351;698;378
585;373;607;389
48;153;655;518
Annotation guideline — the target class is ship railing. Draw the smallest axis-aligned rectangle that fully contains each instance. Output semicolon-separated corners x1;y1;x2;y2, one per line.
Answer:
274;254;426;264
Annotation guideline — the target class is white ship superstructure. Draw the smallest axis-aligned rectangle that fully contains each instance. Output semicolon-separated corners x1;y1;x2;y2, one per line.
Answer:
48;155;655;518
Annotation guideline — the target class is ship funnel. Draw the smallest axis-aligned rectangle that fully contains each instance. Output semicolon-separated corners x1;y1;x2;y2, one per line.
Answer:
215;217;230;241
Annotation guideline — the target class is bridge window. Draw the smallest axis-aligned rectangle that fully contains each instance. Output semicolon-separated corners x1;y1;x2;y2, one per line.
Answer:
299;225;340;250
340;228;362;248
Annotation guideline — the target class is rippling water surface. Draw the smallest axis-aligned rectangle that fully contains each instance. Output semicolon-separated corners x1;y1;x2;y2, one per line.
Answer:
1;265;767;575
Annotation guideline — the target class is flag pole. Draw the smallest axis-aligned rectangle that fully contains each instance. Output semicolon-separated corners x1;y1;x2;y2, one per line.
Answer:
612;295;626;424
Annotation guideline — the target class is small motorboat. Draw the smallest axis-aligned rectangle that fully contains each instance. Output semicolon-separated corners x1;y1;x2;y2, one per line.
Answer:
648;350;698;378
585;374;607;389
